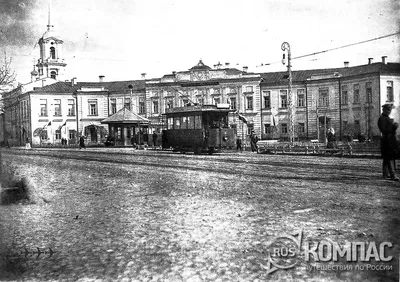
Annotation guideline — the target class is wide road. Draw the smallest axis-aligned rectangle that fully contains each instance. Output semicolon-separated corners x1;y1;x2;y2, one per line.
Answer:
0;147;399;282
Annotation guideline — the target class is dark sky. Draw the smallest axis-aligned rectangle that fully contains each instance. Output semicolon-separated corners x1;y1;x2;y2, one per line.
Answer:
0;0;42;46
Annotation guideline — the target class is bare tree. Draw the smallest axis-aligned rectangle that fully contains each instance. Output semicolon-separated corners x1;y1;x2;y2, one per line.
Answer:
0;52;17;94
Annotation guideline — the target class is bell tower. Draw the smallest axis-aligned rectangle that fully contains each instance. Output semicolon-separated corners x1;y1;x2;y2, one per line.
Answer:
36;3;66;80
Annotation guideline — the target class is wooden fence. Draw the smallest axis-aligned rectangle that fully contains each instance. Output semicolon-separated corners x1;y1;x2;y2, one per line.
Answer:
257;140;381;157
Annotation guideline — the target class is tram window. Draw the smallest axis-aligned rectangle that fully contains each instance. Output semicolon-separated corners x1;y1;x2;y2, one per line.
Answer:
210;113;221;128
182;116;188;129
187;115;195;129
194;114;202;129
220;115;228;128
167;118;173;129
174;117;181;129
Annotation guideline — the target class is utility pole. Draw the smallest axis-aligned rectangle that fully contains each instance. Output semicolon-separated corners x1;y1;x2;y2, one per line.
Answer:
316;102;319;142
281;42;294;143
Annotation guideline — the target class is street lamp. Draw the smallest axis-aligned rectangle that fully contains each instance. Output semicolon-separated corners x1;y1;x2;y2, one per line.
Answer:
281;42;294;143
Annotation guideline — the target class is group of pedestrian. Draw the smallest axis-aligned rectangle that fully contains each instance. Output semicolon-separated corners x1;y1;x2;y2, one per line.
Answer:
235;131;259;153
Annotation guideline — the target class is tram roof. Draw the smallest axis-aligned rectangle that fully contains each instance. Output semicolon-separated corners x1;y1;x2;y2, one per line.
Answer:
165;104;233;115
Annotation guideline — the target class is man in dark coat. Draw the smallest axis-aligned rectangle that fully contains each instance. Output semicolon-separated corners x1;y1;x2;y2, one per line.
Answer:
236;137;242;152
250;131;259;152
152;131;158;148
378;104;399;181
79;135;86;149
326;127;336;149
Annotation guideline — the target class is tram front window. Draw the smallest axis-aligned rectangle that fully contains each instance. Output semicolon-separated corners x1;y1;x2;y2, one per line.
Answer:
210;114;228;128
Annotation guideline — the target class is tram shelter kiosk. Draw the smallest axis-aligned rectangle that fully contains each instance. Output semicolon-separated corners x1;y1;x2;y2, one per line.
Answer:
101;108;149;147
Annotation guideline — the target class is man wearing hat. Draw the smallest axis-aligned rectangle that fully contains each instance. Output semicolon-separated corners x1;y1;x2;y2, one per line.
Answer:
378;104;399;181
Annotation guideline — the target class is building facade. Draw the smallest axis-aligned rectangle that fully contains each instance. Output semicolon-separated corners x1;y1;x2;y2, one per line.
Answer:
259;58;400;142
2;58;399;147
1;17;399;146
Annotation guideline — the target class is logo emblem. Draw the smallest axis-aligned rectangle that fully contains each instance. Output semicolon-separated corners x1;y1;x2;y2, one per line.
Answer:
261;229;302;275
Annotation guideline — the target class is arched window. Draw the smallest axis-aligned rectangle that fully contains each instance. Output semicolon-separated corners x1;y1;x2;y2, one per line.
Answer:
50;47;56;59
50;71;57;79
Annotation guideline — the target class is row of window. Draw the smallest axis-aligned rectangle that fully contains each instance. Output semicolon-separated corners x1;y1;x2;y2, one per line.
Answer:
263;120;363;135
40;99;75;117
167;116;203;130
341;81;394;105
40;129;76;140
157;86;254;97
109;98;146;115
262;81;394;109
37;80;394;117
264;123;305;134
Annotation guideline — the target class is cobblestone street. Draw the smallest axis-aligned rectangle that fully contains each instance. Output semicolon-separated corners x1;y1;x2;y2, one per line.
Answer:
0;148;399;281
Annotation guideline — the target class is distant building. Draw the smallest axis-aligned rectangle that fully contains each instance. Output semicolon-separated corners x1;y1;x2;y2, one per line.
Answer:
259;58;400;142
3;58;399;147
1;11;399;146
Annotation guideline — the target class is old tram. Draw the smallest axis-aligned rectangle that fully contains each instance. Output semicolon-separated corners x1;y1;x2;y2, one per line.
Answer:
163;104;236;153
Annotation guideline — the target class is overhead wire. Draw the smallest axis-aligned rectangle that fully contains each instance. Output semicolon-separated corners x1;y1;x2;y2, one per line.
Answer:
256;31;400;68
3;31;400;72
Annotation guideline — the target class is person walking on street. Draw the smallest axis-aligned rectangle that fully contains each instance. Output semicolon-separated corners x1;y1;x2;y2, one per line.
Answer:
79;135;86;149
378;104;399;181
236;137;242;152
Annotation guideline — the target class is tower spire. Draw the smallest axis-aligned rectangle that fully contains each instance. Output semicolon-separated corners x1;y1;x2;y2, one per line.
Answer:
47;0;53;31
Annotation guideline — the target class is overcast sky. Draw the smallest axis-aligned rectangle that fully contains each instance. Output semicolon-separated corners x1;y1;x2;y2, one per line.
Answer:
1;0;399;83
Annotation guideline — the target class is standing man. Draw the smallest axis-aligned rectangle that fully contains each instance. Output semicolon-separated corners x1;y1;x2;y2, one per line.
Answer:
378;104;399;181
250;130;259;153
236;137;242;152
79;135;86;150
326;128;336;149
152;131;158;148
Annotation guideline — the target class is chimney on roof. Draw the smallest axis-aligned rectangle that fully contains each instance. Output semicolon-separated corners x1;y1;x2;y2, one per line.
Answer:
225;62;230;67
344;61;349;68
99;75;105;83
368;58;373;65
141;73;146;80
71;77;77;86
243;66;248;73
382;56;387;64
